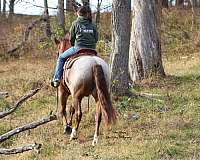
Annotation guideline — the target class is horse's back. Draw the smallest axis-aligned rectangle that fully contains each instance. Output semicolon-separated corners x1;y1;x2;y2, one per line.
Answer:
66;56;109;96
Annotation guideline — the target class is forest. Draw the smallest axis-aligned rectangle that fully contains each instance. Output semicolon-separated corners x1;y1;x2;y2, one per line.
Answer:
0;0;200;159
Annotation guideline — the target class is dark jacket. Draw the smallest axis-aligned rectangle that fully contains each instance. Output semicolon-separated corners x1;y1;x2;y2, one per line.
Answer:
69;16;98;49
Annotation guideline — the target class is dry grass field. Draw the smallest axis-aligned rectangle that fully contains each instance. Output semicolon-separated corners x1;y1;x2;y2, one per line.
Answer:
0;9;200;160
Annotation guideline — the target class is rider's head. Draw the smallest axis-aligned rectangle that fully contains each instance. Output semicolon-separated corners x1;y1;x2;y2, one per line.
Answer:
77;6;88;17
77;6;92;21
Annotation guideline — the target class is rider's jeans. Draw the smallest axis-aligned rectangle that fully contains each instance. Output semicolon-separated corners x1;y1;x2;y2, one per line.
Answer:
53;46;80;81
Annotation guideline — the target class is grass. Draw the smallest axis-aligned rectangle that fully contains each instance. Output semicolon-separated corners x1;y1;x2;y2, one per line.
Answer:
0;9;200;160
1;57;200;160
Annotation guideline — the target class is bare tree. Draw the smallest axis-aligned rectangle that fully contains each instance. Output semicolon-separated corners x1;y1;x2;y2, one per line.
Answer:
162;0;169;8
110;0;131;96
197;0;200;7
176;0;184;7
66;0;74;12
129;0;165;82
169;0;174;7
190;0;196;30
96;0;102;26
81;0;89;6
44;0;52;37
8;0;15;18
2;0;6;16
57;0;65;34
0;0;1;14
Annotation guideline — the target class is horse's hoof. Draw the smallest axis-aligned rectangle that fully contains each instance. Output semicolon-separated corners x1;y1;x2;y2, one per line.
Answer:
92;135;98;146
70;128;77;140
64;125;72;135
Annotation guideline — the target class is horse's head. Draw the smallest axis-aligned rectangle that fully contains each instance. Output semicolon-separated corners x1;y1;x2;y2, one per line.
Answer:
54;37;71;55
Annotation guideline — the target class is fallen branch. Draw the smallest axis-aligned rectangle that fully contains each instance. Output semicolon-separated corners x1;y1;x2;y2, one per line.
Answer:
135;92;163;102
0;143;41;155
0;88;40;119
0;92;9;99
0;112;57;143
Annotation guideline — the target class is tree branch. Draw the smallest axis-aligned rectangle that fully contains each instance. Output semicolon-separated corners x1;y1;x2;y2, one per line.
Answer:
0;92;9;99
0;88;41;119
0;143;41;155
0;112;57;143
23;1;57;10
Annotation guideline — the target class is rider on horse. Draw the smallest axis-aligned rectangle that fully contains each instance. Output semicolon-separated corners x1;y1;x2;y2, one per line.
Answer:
51;6;98;87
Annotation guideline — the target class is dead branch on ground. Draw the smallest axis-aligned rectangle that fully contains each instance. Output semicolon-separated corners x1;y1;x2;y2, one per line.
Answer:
0;112;57;143
134;92;163;102
0;143;41;155
0;92;9;99
0;88;40;119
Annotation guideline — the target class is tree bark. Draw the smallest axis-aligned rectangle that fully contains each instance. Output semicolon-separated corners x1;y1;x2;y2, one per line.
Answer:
66;0;74;12
110;0;131;96
8;0;15;19
161;0;169;8
57;0;65;34
197;0;200;7
81;0;89;6
2;0;6;16
190;0;196;30
0;0;1;14
169;0;173;7
176;0;184;7
96;0;102;26
129;0;165;82
44;0;52;38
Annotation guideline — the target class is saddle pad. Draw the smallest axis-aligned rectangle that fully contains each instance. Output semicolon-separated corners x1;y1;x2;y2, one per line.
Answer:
64;49;98;70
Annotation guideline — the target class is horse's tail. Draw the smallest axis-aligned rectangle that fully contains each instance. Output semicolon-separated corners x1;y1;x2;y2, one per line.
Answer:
93;64;116;126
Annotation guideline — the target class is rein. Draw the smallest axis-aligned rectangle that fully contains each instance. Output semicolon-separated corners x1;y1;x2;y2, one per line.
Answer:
55;51;59;114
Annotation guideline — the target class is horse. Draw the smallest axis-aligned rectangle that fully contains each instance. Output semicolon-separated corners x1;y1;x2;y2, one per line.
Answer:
54;38;116;146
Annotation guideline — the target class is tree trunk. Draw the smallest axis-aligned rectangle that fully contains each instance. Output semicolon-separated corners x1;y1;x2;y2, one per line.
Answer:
110;0;131;96
169;0;174;7
129;0;165;82
57;0;65;34
190;0;196;30
0;0;1;14
81;0;89;6
44;0;52;37
197;0;200;7
96;0;102;26
3;0;6;16
176;0;184;7
8;0;15;19
161;0;169;8
66;0;73;12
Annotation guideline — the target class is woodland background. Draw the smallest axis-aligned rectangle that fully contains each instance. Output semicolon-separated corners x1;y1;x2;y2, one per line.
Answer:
0;0;200;159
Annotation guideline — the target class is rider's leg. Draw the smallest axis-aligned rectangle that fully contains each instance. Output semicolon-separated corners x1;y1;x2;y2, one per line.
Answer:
51;46;78;87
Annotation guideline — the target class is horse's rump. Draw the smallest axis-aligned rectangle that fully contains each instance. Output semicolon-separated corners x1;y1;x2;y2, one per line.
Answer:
63;56;110;96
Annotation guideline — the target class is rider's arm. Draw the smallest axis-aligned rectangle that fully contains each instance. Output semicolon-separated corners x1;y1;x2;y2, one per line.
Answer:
93;24;98;43
69;22;76;46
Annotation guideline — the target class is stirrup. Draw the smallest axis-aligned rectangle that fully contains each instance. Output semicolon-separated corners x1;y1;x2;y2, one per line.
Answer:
51;80;60;88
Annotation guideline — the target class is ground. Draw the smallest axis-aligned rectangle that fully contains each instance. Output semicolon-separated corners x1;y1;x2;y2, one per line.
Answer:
0;9;200;160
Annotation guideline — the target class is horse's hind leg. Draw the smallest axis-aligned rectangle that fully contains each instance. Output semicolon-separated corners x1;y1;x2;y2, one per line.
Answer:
92;98;102;146
64;104;75;135
70;97;82;140
58;86;69;133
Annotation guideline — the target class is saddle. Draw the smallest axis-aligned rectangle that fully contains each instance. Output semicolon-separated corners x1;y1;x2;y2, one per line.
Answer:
64;48;98;70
